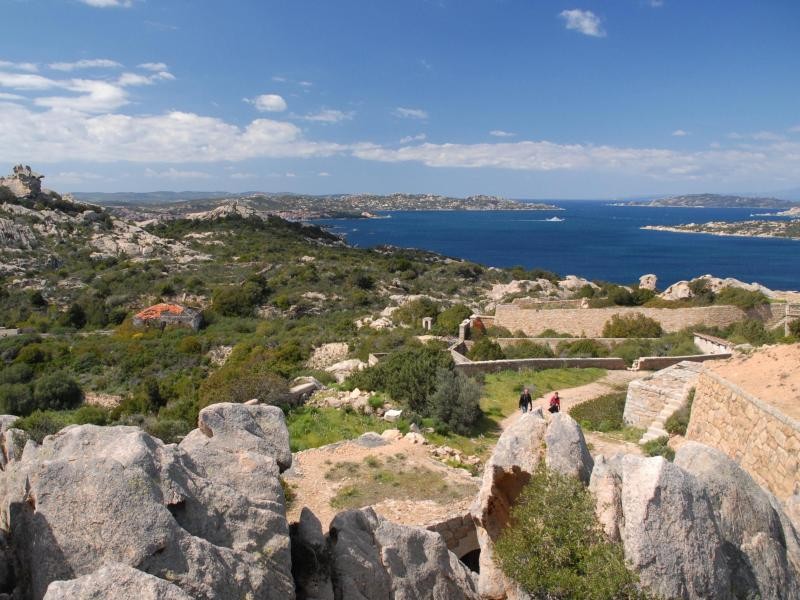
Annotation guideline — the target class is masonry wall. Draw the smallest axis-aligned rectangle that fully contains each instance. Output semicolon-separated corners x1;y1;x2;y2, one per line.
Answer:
494;337;650;351
426;511;478;559
686;370;800;500
454;357;627;376
493;304;751;337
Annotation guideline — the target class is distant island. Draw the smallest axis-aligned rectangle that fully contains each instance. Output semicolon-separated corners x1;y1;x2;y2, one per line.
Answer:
643;219;800;240
619;193;797;209
81;191;560;222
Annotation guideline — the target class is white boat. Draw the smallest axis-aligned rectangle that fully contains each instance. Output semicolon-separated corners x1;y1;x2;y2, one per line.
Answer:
545;216;564;222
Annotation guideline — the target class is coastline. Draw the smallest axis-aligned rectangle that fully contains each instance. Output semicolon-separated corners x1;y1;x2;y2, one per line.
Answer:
641;224;800;242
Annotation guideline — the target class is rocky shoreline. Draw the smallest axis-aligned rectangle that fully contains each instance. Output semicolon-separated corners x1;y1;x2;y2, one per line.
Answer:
642;221;800;241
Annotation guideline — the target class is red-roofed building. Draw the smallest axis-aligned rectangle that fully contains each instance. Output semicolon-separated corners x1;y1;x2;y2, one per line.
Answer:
132;303;202;331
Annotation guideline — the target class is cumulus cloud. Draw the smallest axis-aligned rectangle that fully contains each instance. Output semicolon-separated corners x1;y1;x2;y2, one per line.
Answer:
118;71;174;87
393;107;428;120
302;109;354;123
559;9;606;37
49;59;122;72
246;94;288;112
400;133;427;143
0;60;38;72
672;129;689;137
138;62;168;72
79;0;134;7
0;72;58;91
490;130;516;138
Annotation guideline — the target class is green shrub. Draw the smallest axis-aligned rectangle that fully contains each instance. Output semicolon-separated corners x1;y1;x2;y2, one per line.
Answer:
211;281;267;317
0;363;34;385
558;339;608;358
72;404;113;425
434;304;472;335
393;297;440;328
0;383;36;415
15;409;73;443
467;338;505;361
642;436;675;461
199;365;289;409
569;392;626;433
726;319;772;345
602;313;663;338
495;464;641;599
33;372;83;411
427;368;483;435
714;287;768;309
348;346;453;415
503;340;555;359
143;417;192;444
789;319;800;338
688;278;715;305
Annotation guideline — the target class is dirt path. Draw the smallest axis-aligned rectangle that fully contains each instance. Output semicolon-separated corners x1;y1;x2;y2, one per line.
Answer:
286;369;650;529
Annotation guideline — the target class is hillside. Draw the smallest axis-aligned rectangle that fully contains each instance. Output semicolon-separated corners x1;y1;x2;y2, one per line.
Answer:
624;193;797;208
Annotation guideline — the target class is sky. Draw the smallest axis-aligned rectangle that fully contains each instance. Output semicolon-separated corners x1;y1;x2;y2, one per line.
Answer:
1;0;799;198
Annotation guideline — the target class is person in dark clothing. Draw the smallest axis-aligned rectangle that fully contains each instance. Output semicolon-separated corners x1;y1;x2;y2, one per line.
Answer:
519;388;533;414
548;391;561;414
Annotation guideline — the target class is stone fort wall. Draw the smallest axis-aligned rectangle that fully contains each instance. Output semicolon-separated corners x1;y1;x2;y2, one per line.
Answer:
686;370;800;500
492;304;784;337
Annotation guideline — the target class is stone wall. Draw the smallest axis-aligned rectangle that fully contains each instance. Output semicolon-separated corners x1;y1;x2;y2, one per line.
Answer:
687;370;800;500
454;356;627;376
632;353;731;371
693;332;734;355
494;304;751;337
425;511;478;560
495;337;651;351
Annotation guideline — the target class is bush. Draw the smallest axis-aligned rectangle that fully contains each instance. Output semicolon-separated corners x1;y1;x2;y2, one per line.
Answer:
642;436;675;461
495;464;641;599
569;392;626;432
15;410;73;443
467;338;505;361
33;372;84;411
0;383;36;415
0;362;34;385
790;319;800;338
348;346;453;415
714;287;768;309
558;339;608;358
503;340;555;359
602;313;663;338
726;319;772;345
664;388;694;436
393;297;440;328
212;281;267;317
427;368;483;435
200;366;289;409
434;304;472;335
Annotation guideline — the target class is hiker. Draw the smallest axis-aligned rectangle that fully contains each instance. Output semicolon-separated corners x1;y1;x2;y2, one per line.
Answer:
519;388;533;414
548;391;561;414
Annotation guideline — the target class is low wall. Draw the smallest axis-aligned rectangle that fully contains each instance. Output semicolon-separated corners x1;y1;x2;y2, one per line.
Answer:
686;370;800;500
624;361;703;429
693;332;734;355
633;353;732;371
494;304;751;337
455;357;627;376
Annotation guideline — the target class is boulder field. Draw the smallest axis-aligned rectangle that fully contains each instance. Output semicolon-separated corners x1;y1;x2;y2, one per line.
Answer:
0;404;795;599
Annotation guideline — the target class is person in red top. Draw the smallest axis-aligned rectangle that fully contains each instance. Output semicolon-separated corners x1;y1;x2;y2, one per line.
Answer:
548;391;561;414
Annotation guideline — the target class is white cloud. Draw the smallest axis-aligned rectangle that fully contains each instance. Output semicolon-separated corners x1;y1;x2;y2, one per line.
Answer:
318;172;331;177
393;107;428;120
246;94;288;112
0;71;58;91
671;129;689;137
0;61;38;73
49;59;122;72
272;76;287;83
35;79;129;113
751;130;784;142
51;171;105;184
302;109;354;123
352;138;800;183
298;81;313;88
789;125;800;134
490;130;516;138
117;71;174;87
400;133;427;143
145;168;211;179
78;0;134;7
559;9;606;38
0;92;25;101
138;62;168;72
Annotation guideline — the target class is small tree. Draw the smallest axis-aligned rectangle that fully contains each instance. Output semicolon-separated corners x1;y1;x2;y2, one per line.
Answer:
33;372;83;411
602;313;663;338
428;368;483;435
0;383;36;416
434;304;472;335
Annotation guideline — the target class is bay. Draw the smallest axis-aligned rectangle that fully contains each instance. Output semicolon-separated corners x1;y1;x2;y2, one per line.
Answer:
313;201;800;290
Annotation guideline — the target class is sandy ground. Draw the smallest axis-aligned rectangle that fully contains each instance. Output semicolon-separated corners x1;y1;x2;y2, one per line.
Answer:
709;344;800;420
286;369;651;529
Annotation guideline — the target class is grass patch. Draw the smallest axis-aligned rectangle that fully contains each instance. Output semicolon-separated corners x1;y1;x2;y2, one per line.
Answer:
286;406;396;452
642;436;675;461
327;454;477;510
569;392;626;432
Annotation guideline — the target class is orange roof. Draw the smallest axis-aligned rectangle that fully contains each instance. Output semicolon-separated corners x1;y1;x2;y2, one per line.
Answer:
135;303;187;320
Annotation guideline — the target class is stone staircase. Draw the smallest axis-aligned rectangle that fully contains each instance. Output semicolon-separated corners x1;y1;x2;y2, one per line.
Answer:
640;396;685;443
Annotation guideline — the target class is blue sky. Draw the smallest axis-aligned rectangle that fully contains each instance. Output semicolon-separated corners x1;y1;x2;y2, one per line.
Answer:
1;0;799;198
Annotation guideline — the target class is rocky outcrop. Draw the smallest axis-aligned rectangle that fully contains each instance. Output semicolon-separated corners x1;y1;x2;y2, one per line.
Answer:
639;273;658;290
470;412;547;598
291;508;334;600
544;413;593;484
1;413;295;599
659;274;775;301
587;454;624;542
324;358;367;383
43;563;191;600
675;442;800;598
328;507;479;600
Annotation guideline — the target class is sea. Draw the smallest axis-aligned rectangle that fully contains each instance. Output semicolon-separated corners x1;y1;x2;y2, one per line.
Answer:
312;201;800;291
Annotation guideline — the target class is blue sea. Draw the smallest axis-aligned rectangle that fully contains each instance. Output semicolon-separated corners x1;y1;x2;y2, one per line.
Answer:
313;201;800;290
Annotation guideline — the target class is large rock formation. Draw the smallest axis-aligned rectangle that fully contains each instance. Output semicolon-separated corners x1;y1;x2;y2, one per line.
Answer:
0;406;296;599
544;413;593;484
43;563;191;600
675;442;800;599
327;507;479;600
0;165;43;198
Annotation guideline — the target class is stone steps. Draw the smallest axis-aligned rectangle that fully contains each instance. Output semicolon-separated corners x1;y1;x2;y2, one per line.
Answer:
640;399;684;444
